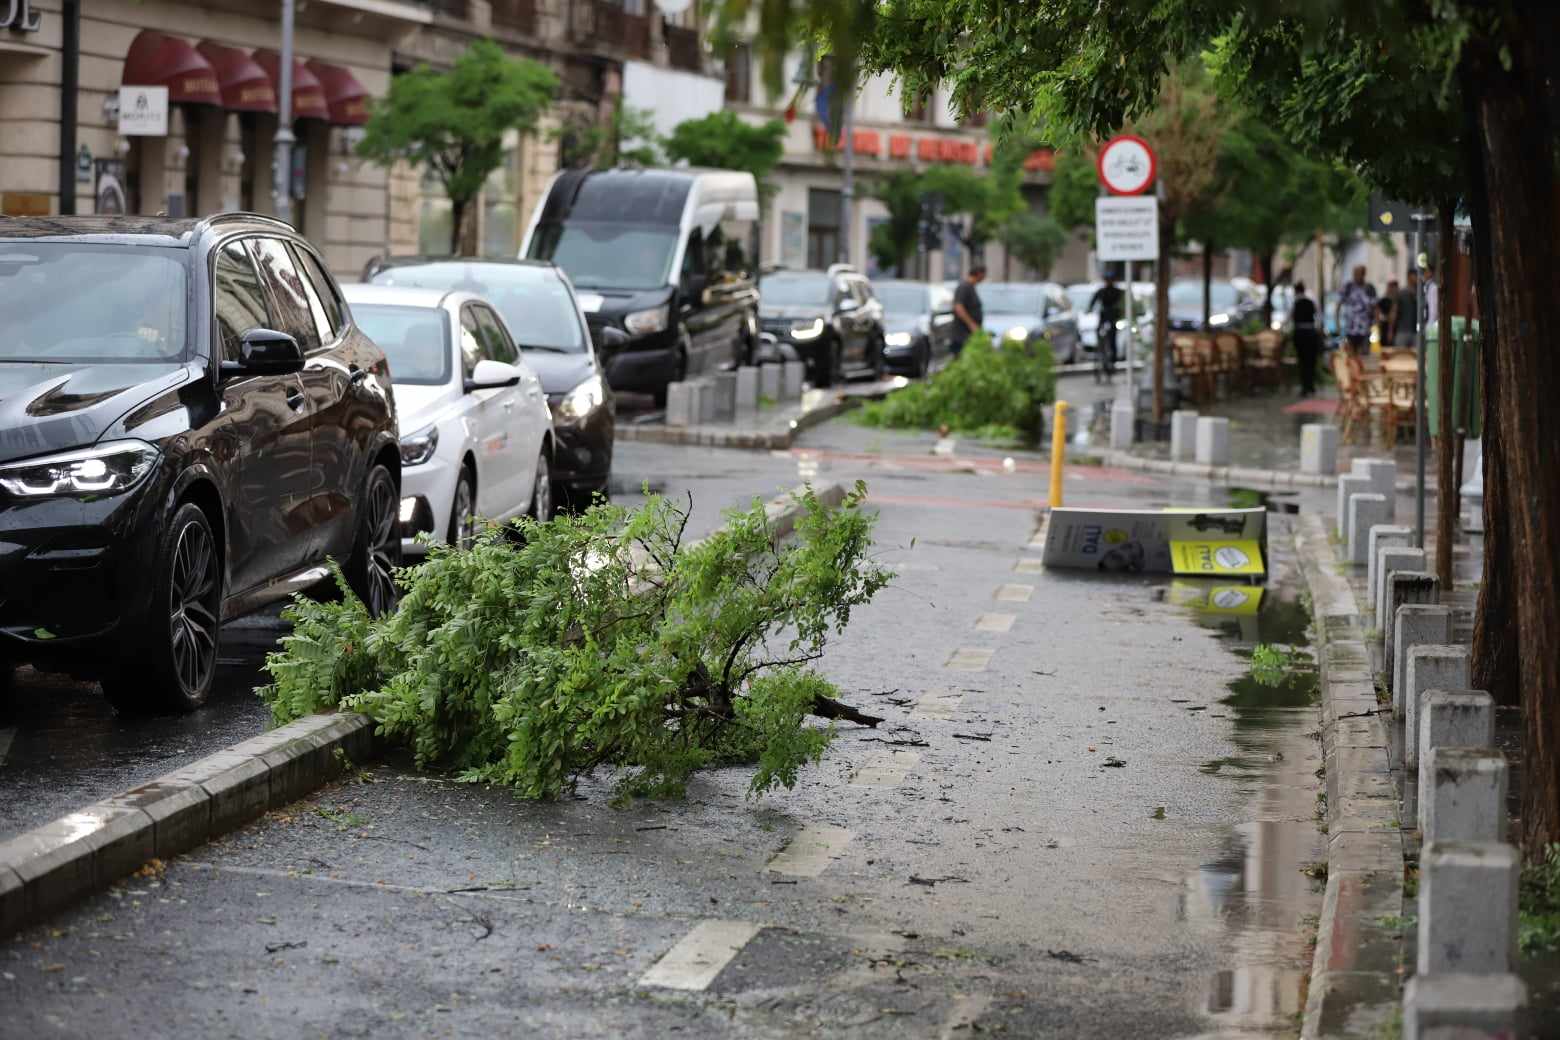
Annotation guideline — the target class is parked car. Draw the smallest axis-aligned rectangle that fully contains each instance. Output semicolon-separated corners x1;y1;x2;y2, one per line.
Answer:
1066;281;1155;354
342;284;555;556
0;215;400;713
870;279;956;377
362;258;616;506
977;282;1083;363
521;167;761;406
1167;279;1262;332
758;265;886;386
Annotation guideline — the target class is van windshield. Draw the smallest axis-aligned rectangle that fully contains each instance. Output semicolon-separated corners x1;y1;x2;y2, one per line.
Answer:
527;222;678;291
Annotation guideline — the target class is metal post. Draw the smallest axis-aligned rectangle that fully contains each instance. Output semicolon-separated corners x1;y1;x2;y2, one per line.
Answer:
838;90;854;266
272;0;296;225
58;0;80;215
1415;217;1428;547
1049;401;1069;507
1121;261;1135;401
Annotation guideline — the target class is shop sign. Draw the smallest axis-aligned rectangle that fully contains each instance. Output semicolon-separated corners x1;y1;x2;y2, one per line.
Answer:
118;85;169;136
1;0;42;33
813;125;979;166
2;191;50;216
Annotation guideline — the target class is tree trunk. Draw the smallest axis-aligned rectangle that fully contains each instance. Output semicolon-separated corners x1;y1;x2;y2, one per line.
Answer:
1315;230;1326;302
1434;202;1456;588
449;197;469;257
1201;244;1213;329
1154;219;1171;422
1259;249;1276;328
1471;10;1560;847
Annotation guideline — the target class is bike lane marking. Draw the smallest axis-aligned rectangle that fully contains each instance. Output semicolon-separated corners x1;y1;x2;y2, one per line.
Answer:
639;919;764;991
974;613;1015;633
766;824;854;878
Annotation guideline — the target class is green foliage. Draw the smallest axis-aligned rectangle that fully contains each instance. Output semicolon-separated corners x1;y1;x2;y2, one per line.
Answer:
1519;843;1560;956
1002;211;1068;278
857;331;1054;439
1249;643;1296;687
556;105;663;170
261;486;891;801
1047;146;1099;236
866;170;924;276
663;111;787;200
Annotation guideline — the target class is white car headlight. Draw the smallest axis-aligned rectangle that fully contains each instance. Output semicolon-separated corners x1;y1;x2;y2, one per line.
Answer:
1209;313;1230;327
1004;326;1029;341
556;375;605;421
399;425;439;467
790;317;825;341
623;305;669;336
0;440;159;498
885;332;913;348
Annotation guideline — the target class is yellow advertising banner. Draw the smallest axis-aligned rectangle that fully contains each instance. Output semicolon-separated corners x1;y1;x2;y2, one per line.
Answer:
1169;540;1266;577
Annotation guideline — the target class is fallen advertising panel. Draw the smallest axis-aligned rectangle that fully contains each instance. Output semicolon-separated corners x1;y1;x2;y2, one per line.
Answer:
1041;506;1267;577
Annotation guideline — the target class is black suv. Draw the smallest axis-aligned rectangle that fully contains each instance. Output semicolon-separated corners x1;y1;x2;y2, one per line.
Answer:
0;215;401;713
758;266;886;386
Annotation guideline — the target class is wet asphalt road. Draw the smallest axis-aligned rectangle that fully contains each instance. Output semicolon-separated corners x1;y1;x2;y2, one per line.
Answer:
3;409;1328;1039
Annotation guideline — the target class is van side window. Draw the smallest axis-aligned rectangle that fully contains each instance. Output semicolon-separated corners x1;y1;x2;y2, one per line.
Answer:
680;228;706;286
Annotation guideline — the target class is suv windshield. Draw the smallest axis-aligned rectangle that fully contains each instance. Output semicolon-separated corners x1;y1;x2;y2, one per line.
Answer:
350;304;451;385
1170;281;1240;311
370;262;586;353
526;223;677;292
872;284;928;314
0;244;188;363
759;273;830;307
979;284;1044;314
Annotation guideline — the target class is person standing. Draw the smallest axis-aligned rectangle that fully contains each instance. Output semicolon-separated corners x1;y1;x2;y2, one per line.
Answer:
950;264;986;358
1088;272;1125;384
1394;268;1421;346
1378;278;1398;348
1334;265;1377;356
1290;281;1321;396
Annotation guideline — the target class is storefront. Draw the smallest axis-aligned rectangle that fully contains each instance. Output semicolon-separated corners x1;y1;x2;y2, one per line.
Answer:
0;0;411;277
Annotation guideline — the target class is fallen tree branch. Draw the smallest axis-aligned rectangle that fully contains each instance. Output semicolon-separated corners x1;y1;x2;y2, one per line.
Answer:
810;694;885;727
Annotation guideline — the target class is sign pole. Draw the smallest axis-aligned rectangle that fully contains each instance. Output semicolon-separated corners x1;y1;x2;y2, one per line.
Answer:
273;0;296;226
1414;215;1429;547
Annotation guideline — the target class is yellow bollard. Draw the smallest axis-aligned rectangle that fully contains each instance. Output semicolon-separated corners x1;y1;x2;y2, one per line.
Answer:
1049;400;1068;508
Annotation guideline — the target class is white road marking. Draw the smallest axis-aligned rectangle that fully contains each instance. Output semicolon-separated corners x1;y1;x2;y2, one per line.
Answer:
851;750;921;787
1013;558;1045;574
913;691;964;720
640;919;763;991
974;613;1016;633
946;647;994;672
0;728;12;769
767;824;854;877
994;583;1035;603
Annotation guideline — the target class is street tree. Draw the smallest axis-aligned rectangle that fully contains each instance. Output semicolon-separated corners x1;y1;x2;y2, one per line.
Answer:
1001;211;1067;279
726;0;1560;849
1046;146;1098;239
866;170;923;276
555;104;662;170
663;110;787;199
358;40;556;256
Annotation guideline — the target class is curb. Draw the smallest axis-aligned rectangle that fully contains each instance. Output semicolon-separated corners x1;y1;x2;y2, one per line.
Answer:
616;398;857;450
1103;449;1418;493
0;482;847;941
1293;512;1405;1039
0;711;374;939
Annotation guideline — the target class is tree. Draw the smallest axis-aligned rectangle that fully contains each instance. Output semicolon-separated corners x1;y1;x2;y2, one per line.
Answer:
727;0;1560;849
1002;211;1067;278
866;170;923;276
1046;146;1098;238
555;104;662;170
663;111;787;198
358;40;556;256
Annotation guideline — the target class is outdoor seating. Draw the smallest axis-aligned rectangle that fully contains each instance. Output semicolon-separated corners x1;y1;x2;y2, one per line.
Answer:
1246;329;1284;391
1213;331;1246;396
1171;334;1214;405
1333;351;1364;442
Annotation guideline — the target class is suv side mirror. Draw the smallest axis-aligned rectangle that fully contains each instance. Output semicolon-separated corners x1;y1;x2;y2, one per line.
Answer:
594;325;630;353
465;358;522;393
221;328;304;377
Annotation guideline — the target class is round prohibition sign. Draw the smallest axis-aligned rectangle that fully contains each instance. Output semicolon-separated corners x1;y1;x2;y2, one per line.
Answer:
1097;135;1157;195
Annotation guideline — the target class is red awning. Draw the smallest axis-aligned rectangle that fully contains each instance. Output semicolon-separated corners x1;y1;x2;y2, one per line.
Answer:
306;60;371;126
252;49;329;122
196;41;277;113
122;30;222;106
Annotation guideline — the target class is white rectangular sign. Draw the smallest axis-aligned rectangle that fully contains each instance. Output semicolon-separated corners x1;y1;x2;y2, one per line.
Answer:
1095;195;1159;261
118;85;168;137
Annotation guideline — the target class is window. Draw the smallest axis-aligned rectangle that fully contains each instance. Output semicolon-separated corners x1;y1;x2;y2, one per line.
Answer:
350;304;450;386
850;280;872;306
458;307;487;379
680;228;706;284
249;237;319;351
368;262;587;354
807;188;841;270
724;42;751;104
294;247;346;337
213;241;270;363
709;214;757;283
287;244;336;347
472;305;518;365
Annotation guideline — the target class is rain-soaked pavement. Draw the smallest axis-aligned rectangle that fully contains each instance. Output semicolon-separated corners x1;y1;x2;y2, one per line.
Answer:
2;407;1328;1038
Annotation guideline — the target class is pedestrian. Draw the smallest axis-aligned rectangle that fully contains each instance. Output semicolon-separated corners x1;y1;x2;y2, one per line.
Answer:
1088;272;1125;384
1290;281;1321;396
1378;278;1398;348
1394;268;1421;346
950;263;986;358
1334;265;1376;357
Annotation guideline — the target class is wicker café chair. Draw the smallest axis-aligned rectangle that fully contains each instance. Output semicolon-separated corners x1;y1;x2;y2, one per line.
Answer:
1332;351;1363;442
1245;329;1284;391
1213;331;1247;395
1171;334;1211;404
1387;370;1418;447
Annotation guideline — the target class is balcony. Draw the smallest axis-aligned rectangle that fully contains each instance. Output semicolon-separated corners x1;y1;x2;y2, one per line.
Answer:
665;24;700;72
573;0;651;60
490;0;537;35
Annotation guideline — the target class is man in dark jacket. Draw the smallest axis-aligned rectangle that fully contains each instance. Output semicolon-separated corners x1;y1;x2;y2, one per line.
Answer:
950;264;986;358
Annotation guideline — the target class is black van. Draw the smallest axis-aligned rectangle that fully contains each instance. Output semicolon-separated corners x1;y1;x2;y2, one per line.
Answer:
521;168;761;406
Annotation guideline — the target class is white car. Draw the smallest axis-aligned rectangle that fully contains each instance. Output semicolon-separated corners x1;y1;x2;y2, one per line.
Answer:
342;284;555;555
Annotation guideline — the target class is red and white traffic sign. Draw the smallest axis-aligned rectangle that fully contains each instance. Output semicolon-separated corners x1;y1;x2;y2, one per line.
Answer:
1097;135;1156;195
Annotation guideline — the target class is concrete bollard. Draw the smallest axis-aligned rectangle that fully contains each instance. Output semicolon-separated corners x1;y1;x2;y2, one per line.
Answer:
1352;457;1398;520
1194;416;1230;467
1367;524;1414;609
1170;410;1199;462
1382;568;1437;664
735;366;760;413
758;363;782;403
1418;841;1519;976
1347;493;1389;566
1336;474;1372;538
1422;746;1507;842
1403;973;1527;1040
1300;423;1339;475
664;381;694;427
694;379;717;424
1405;645;1471;767
1393;604;1455;700
711;371;738;421
1377;548;1429;633
1110;401;1135;450
781;360;805;399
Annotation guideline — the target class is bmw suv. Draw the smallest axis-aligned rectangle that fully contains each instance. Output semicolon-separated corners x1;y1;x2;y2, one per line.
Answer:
0;215;401;713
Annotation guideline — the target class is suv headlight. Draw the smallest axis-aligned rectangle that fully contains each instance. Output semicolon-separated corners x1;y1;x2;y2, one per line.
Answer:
885;332;912;348
790;317;825;341
0;440;160;498
1004;326;1029;341
399;425;439;467
555;375;605;422
623;305;669;336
